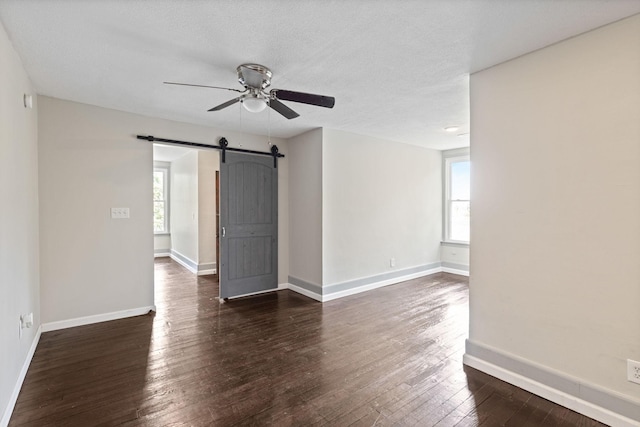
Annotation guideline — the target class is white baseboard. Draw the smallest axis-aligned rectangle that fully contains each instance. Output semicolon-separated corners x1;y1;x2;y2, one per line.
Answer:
169;251;216;276
154;252;170;258
1;325;41;427
321;267;442;302
285;266;446;302
464;344;640;427
285;282;322;302
197;269;216;276
41;306;156;332
441;267;470;276
170;251;197;274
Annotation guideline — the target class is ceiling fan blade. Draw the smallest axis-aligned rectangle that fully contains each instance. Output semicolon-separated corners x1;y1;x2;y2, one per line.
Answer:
271;89;335;108
164;81;245;93
269;98;300;119
208;97;241;111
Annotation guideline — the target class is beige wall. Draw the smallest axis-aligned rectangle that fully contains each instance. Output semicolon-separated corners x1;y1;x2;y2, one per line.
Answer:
38;98;155;324
288;128;324;286
288;128;443;298
38;97;290;325
469;12;640;405
170;150;199;263
322;129;442;286
0;20;40;424
197;150;218;268
170;149;218;269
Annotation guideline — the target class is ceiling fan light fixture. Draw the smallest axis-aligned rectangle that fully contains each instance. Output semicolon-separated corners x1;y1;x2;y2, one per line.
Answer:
241;95;267;113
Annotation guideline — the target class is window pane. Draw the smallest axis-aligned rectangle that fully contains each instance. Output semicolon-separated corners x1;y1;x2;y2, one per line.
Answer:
450;201;470;242
154;201;165;232
153;171;164;201
451;161;470;200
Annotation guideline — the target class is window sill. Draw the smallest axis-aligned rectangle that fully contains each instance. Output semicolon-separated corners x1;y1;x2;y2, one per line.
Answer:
154;232;171;236
441;241;469;248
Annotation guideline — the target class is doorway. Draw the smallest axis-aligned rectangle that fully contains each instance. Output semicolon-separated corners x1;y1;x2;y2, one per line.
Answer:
153;145;279;302
152;145;219;302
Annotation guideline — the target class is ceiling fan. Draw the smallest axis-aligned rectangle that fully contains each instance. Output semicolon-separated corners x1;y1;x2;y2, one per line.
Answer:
164;63;335;119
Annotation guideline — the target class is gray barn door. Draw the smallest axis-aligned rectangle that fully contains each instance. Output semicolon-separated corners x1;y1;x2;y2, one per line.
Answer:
219;151;278;299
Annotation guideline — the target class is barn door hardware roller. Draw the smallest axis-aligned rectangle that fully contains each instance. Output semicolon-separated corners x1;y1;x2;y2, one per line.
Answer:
271;145;280;168
219;137;228;163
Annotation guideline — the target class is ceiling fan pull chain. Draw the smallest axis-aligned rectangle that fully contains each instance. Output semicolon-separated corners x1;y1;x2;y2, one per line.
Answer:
238;102;243;147
267;103;272;147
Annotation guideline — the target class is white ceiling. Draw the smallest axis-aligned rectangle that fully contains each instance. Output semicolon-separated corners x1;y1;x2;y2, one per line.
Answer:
1;1;639;150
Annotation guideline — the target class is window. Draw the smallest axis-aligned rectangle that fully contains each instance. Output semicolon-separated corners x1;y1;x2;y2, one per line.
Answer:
153;167;169;233
444;151;470;243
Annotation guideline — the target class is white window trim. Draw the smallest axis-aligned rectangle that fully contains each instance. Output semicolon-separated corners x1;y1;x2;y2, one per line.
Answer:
154;165;170;234
443;148;470;245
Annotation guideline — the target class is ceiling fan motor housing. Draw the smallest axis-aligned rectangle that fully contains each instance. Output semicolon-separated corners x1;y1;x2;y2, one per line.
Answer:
237;64;272;89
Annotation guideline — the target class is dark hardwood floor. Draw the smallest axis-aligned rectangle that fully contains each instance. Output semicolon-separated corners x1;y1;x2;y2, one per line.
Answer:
9;258;605;426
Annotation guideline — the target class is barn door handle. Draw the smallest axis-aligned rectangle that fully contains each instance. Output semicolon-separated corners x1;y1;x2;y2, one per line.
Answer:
222;227;226;237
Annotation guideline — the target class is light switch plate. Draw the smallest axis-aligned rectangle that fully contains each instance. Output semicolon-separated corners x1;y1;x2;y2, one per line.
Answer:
111;207;130;219
628;359;640;385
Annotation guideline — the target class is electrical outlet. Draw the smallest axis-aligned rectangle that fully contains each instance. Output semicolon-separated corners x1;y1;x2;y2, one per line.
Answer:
390;257;396;267
628;359;640;385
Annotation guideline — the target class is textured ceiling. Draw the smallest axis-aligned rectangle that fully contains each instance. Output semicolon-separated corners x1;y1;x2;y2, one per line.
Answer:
1;1;639;150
